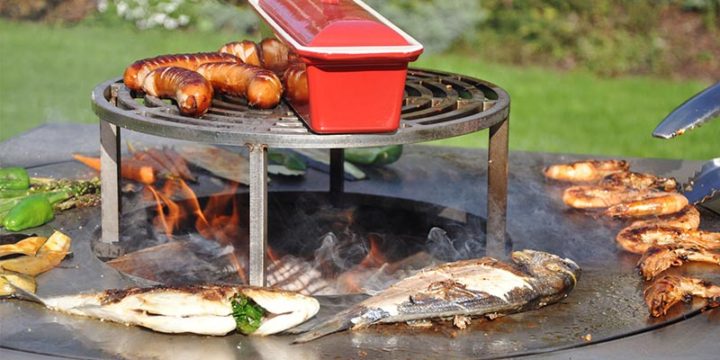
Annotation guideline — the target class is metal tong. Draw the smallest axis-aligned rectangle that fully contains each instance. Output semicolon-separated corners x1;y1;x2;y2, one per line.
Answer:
653;82;720;213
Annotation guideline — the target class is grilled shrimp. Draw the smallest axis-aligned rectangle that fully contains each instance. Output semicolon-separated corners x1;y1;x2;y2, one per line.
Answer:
616;225;720;254
638;242;720;280
626;205;700;231
644;275;720;317
604;192;688;218
562;185;648;209
544;160;629;183
599;172;677;192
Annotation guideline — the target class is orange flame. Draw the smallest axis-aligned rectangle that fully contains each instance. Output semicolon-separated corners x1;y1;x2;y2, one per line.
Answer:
358;233;387;268
337;234;388;293
146;185;186;238
178;179;208;228
146;178;249;282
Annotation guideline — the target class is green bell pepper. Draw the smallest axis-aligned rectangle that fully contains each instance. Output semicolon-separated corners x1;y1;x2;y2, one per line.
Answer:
0;167;30;191
345;145;403;166
2;194;55;231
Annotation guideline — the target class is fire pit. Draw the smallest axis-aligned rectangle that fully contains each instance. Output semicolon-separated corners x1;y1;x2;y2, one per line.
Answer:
91;68;512;286
105;191;501;295
1;139;719;359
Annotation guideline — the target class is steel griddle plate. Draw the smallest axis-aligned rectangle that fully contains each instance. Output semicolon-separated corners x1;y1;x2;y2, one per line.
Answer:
1;146;719;359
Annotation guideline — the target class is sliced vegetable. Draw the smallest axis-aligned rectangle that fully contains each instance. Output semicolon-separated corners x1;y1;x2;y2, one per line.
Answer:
0;270;37;296
2;195;55;231
345;145;403;165
231;294;266;335
73;154;155;184
0;236;47;258
268;150;307;171
0;167;30;190
0;231;71;276
0;189;30;199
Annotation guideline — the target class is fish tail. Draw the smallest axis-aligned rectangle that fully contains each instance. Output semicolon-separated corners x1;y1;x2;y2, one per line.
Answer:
292;317;354;344
2;280;46;306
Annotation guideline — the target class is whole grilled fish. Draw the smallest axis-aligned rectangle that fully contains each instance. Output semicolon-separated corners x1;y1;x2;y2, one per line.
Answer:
14;285;319;336
294;249;580;343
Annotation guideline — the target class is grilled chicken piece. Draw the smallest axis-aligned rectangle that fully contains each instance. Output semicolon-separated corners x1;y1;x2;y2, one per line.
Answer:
644;275;720;317
616;225;720;254
294;250;580;343
544;160;629;183
638;243;720;280
34;285;319;336
599;171;678;192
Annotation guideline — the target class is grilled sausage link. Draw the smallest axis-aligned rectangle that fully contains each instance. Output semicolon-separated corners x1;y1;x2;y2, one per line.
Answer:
196;62;282;109
124;52;239;91
259;38;292;74
218;40;262;67
283;62;309;103
141;67;214;117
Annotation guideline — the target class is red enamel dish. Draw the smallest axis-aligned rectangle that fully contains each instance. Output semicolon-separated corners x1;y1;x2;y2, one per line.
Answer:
250;0;424;134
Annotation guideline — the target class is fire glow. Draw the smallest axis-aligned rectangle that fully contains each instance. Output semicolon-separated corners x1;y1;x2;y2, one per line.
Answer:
112;158;486;295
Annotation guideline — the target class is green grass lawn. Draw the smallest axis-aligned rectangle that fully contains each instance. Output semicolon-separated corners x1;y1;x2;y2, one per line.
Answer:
1;19;717;159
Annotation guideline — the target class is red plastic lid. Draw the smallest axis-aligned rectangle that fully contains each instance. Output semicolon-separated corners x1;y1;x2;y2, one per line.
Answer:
249;0;423;62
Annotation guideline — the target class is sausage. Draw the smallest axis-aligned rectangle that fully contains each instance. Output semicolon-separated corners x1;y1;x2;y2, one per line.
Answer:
124;52;239;91
259;38;292;74
196;62;282;109
283;62;309;103
218;40;262;67
141;67;214;117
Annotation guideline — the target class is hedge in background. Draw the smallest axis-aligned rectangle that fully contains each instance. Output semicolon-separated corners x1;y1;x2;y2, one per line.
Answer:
465;0;719;78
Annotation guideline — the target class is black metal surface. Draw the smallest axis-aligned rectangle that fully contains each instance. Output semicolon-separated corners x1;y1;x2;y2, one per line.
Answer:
2;126;720;359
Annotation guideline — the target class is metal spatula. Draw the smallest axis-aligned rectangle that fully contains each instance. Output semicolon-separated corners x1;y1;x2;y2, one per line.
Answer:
684;158;720;214
652;82;720;214
653;82;720;139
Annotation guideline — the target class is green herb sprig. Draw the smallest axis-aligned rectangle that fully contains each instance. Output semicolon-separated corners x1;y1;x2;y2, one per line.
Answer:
231;294;266;335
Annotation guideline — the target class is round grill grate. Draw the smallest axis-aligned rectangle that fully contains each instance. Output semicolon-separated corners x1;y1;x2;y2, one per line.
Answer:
93;68;509;148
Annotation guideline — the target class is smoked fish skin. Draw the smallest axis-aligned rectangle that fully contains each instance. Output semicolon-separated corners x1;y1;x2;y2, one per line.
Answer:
295;249;580;343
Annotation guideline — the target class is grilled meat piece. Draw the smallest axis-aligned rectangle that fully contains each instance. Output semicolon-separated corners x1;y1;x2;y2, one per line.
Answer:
562;185;648;209
616;225;720;254
544;160;629;183
644;275;720;317
37;285;319;336
599;171;677;192
638;243;720;280
294;250;580;343
604;192;688;218
626;205;700;232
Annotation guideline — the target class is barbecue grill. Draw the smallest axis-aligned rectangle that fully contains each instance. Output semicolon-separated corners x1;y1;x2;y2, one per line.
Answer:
91;68;511;286
2;0;720;354
2;124;719;359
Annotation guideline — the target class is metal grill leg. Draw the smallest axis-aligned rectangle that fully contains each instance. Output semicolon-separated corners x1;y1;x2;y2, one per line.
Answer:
487;117;509;259
330;148;345;199
248;144;268;287
98;120;123;257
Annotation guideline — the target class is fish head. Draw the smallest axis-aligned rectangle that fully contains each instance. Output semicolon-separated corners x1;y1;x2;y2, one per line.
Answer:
511;250;581;287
